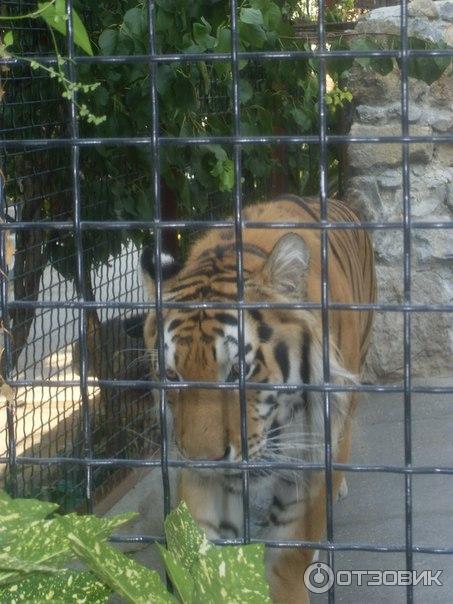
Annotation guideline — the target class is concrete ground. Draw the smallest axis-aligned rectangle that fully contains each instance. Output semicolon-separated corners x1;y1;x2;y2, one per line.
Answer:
105;377;453;603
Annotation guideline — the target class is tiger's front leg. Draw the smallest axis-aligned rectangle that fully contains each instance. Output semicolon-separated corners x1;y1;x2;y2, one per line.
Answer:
177;468;243;540
266;476;325;604
266;468;346;604
267;420;353;603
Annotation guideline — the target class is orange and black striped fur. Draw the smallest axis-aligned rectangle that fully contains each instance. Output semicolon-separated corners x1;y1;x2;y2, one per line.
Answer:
142;195;376;603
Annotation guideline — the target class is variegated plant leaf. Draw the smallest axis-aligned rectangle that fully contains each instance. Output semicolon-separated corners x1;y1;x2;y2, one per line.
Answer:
0;497;135;586
161;503;271;604
156;544;194;603
191;543;271;604
65;521;176;604
0;491;58;539
163;501;210;573
0;570;110;604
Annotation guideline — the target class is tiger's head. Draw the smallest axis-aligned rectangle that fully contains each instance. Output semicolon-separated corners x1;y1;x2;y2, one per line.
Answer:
141;233;353;466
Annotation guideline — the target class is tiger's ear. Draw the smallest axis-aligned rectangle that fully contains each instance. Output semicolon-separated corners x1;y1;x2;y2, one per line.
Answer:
140;245;181;295
262;233;310;295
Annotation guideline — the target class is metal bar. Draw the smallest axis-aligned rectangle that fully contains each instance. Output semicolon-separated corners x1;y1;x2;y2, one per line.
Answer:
2;134;453;147
3;298;453;312
1;47;452;67
4;377;453;394
111;535;453;555
400;1;414;601
2;455;453;476
66;0;93;513
0;154;17;497
230;0;250;543
1;219;453;231
317;0;335;599
147;0;172;523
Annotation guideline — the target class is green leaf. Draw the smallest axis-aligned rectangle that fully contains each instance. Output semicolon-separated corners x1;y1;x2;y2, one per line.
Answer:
199;60;210;95
0;570;110;604
215;27;231;53
0;553;61;576
405;38;451;84
240;8;264;27
213;27;232;77
290;107;311;131
98;29;118;55
164;501;209;574
209;153;235;192
156;64;175;97
0;491;58;539
192;544;272;603
93;85;109;107
38;1;93;55
157;544;194;603
156;8;174;33
240;79;254;104
66;524;176;604
350;37;376;69
155;0;177;10
193;19;216;51
205;144;227;163
263;2;283;31
239;22;267;49
0;505;135;585
251;0;282;30
162;503;270;603
134;189;154;220
123;7;147;39
218;159;235;192
4;31;13;48
172;76;197;111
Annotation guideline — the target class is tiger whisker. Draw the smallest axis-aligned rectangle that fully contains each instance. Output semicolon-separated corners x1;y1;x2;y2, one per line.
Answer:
266;425;324;436
124;426;161;449
265;447;319;457
122;361;150;374
114;347;150;354
268;443;321;450
265;435;321;444
264;452;316;463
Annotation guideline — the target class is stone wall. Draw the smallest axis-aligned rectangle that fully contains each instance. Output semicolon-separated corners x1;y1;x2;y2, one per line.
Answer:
345;0;452;379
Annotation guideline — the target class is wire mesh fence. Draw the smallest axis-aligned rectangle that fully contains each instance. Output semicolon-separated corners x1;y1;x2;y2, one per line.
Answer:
0;1;158;511
0;0;452;602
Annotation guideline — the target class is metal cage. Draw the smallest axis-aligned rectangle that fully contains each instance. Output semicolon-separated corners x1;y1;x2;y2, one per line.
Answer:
1;0;452;602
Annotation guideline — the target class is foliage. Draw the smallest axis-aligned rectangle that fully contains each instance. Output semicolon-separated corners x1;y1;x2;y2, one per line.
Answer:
75;0;452;253
0;490;271;604
0;1;106;125
346;35;451;85
82;0;352;222
38;0;93;56
326;0;357;24
1;0;451;277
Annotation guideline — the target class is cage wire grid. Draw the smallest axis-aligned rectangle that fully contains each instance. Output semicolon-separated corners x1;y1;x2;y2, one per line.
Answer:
0;0;452;603
0;1;158;508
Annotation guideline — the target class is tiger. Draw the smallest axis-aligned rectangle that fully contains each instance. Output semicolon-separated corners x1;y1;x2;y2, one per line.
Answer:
141;195;376;603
